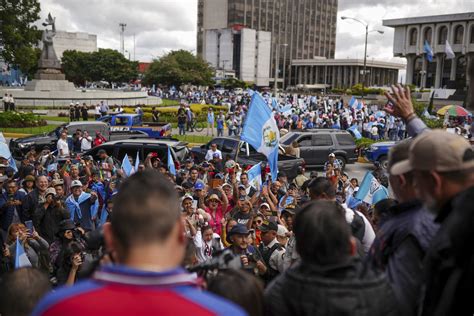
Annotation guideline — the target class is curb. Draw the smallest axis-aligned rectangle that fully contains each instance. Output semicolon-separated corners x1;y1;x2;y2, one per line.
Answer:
4;133;32;138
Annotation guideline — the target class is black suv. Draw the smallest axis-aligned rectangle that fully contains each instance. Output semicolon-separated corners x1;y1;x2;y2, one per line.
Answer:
280;129;357;169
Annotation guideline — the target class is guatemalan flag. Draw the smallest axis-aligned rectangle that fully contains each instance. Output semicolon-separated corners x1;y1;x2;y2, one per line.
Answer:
0;134;18;172
15;237;32;269
424;40;434;62
247;163;262;192
121;154;134;177
167;147;176;176
347;125;362;140
355;172;389;205
349;96;360;110
241;92;280;181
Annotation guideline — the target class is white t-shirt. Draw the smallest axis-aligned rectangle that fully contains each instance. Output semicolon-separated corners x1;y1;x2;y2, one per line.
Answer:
205;149;222;161
57;138;69;157
80;136;93;151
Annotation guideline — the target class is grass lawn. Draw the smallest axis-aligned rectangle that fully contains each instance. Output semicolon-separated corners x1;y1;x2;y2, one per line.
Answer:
2;125;57;135
43;116;69;122
174;134;212;144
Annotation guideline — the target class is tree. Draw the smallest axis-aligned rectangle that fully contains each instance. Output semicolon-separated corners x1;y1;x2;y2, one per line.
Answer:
0;0;42;76
143;50;214;87
62;49;138;86
61;50;93;86
221;78;249;89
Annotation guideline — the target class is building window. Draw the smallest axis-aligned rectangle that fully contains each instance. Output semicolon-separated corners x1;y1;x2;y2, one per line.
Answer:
471;25;474;43
424;27;432;45
409;28;418;46
454;25;464;44
438;26;448;45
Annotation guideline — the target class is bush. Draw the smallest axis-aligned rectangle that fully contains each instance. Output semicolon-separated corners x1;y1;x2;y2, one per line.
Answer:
122;104;228;123
355;137;376;150
350;84;385;96
0;111;47;128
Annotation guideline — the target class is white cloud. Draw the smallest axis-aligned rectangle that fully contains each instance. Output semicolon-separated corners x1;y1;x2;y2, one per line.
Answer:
38;0;474;66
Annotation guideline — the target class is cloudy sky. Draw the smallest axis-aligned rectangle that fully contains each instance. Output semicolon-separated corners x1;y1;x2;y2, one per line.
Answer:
39;0;474;70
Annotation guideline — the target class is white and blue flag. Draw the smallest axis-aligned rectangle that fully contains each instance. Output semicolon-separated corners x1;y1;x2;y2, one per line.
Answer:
134;151;140;172
424;40;434;62
241;92;280;180
0;137;18;172
247;163;262;192
355;172;389;205
15;237;32;269
167;147;176;176
271;98;280;111
347;125;362;140
349;96;359;109
121;154;134;177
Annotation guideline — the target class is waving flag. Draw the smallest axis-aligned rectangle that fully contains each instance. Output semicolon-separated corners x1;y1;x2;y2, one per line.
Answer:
0;139;18;172
47;163;58;173
167;147;176;176
241;92;280;180
349;96;359;109
347;125;362;140
424;40;434;62
247;163;262;192
15;237;32;269
134;151;140;172
355;172;389;205
121;154;133;177
445;40;455;59
272;98;280;111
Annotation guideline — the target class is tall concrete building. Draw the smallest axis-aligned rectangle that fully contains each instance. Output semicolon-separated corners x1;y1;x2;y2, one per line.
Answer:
197;0;338;87
383;13;474;94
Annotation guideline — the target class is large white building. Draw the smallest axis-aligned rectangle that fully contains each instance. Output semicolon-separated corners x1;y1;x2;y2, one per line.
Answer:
40;31;98;60
383;13;474;94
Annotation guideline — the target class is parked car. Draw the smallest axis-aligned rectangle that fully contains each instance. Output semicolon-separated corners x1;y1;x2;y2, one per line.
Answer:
190;136;305;180
279;129;358;169
99;114;172;138
364;141;397;169
82;138;187;168
9;121;148;160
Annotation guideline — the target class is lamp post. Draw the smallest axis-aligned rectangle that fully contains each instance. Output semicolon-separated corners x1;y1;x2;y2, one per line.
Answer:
341;16;383;97
274;43;288;96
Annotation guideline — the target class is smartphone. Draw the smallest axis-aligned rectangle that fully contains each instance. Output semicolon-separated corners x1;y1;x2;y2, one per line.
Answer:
25;220;34;235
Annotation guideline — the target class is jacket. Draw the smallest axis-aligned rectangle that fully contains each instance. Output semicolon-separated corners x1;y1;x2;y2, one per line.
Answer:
33;265;246;316
0;191;27;231
421;186;474;316
264;258;399;316
367;200;439;316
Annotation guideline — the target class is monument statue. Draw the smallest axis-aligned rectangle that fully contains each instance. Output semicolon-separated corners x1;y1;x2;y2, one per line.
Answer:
37;13;63;76
25;12;75;91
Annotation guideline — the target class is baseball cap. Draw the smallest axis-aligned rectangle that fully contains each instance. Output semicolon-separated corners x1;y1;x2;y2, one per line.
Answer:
45;187;56;197
181;194;194;204
259;202;270;209
194;181;205;191
329;153;336;158
258;219;278;232
391;130;474;176
71;180;83;188
97;149;106;155
387;138;413;174
277;224;289;237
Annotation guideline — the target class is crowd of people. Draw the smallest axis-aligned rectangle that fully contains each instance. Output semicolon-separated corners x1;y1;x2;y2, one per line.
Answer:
1;78;474;315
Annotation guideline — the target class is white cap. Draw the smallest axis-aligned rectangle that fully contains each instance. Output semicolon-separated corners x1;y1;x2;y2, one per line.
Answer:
329;153;336;158
71;180;83;188
277;224;289;237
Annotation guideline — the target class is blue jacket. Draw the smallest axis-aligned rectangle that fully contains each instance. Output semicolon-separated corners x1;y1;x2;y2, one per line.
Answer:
0;191;27;231
367;200;439;316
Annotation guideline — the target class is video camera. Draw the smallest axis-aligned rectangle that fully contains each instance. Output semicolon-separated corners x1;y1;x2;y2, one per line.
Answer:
188;249;243;274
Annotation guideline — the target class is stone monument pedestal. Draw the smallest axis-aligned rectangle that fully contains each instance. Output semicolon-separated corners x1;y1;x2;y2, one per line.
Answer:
24;57;75;91
24;79;75;91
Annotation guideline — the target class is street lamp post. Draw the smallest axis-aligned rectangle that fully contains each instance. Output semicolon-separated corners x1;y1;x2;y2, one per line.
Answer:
274;43;288;96
341;16;383;98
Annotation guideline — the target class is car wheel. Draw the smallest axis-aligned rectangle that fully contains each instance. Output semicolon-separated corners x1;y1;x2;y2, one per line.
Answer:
378;156;388;169
336;156;346;170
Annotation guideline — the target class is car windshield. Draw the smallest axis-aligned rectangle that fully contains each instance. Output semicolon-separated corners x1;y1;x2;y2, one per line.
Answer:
280;133;299;145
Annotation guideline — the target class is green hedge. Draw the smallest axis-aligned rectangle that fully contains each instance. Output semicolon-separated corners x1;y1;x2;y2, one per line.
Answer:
0;111;47;128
